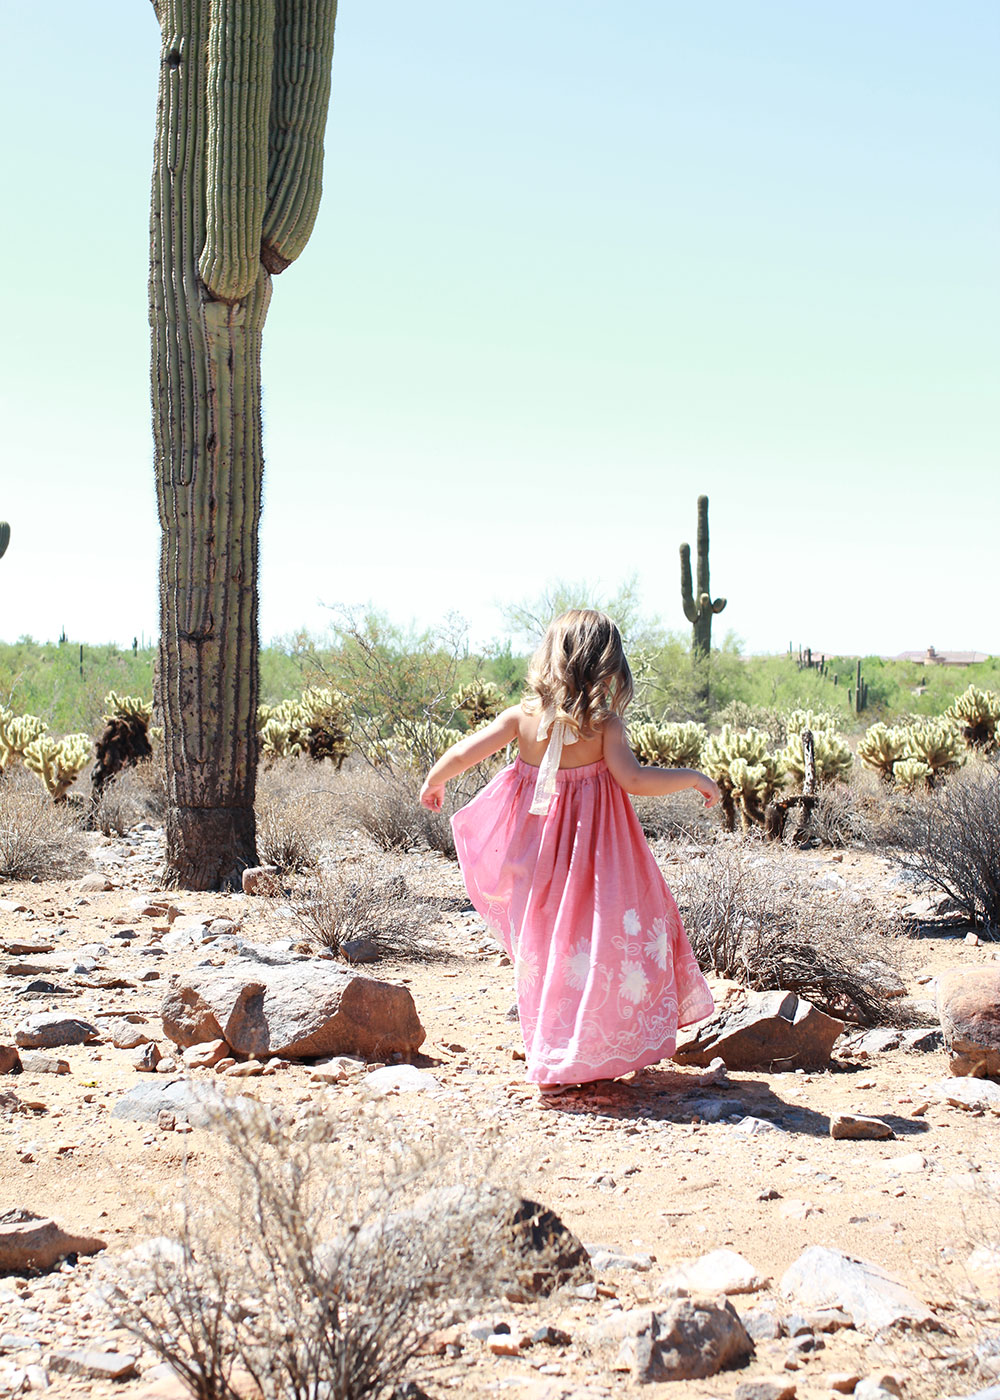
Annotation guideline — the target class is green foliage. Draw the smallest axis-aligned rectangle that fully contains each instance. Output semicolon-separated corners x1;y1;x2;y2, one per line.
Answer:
630;720;705;767
945;685;1000;751
0;640;156;735
23;733;92;802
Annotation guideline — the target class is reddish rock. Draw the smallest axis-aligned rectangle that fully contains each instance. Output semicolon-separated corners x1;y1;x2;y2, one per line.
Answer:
241;865;279;895
161;960;425;1061
937;967;1000;1078
0;1209;106;1272
0;1046;21;1074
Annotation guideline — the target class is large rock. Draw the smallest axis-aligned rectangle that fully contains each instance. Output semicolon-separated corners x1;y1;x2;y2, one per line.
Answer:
780;1246;940;1332
162;960;425;1061
110;1078;258;1128
657;1248;767;1297
0;1208;105;1272
937;968;1000;1078
14;1015;99;1050
673;991;844;1071
610;1298;753;1382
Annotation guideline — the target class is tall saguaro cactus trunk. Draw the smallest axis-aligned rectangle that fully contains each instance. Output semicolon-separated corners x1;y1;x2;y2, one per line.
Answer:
679;495;726;710
150;0;337;888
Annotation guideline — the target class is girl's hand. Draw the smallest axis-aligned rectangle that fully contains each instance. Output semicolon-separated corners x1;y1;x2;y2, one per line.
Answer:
419;779;445;812
692;774;721;808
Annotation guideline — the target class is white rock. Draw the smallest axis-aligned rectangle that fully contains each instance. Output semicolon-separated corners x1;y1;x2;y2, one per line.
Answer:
363;1065;439;1096
657;1248;766;1298
780;1246;938;1332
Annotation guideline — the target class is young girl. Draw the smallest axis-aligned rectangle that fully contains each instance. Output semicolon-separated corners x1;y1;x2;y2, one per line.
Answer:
419;610;719;1092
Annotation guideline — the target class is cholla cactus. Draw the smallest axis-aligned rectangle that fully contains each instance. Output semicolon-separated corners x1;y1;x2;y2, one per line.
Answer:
783;707;839;739
104;692;153;724
780;729;853;786
24;733;92;803
631;721;705;768
857;723;910;784
259;711;304;760
392;720;464;768
703;726;783;831
452;679;505;730
894;757;934;792
945;685;1000;751
0;711;49;770
298;686;352;767
902;719;965;787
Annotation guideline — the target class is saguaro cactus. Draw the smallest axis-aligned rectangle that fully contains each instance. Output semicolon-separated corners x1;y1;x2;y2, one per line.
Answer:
149;0;338;887
680;495;726;662
0;522;9;560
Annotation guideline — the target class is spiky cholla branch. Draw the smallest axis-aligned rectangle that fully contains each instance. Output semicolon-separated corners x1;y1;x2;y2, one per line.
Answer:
680;494;726;663
151;0;337;888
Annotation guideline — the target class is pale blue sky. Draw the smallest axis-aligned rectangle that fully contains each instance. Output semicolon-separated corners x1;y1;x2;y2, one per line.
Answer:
2;1;997;655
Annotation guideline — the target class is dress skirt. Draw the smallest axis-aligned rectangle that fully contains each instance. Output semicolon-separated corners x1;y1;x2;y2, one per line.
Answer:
451;758;714;1085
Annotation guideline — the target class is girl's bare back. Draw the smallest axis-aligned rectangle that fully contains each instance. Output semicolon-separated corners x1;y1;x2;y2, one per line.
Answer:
515;708;605;770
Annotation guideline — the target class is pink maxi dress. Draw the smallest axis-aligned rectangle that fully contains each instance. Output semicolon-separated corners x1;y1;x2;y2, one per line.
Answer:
451;722;714;1085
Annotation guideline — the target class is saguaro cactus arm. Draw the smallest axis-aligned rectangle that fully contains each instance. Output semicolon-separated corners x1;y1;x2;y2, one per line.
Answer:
0;522;8;559
262;0;339;273
198;0;276;303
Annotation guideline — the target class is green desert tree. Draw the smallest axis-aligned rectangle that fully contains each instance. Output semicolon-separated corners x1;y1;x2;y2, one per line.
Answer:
149;0;338;886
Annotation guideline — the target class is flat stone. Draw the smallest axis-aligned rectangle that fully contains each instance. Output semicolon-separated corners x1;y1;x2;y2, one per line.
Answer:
588;1248;653;1273
830;1113;894;1140
363;1065;439;1096
0;1209;106;1272
78;875;113;893
673;990;844;1071
181;1039;229;1069
780;1246;939;1332
50;1350;137;1381
14;1015;98;1050
17;1053;70;1075
734;1381;798;1400
162;960;425;1061
110;1024;151;1050
657;1248;767;1297
934;1078;1000;1113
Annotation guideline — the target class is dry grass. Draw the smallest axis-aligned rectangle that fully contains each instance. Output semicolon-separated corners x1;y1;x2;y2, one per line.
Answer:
106;1098;567;1400
255;760;334;873
0;768;89;880
631;789;717;844
290;854;432;960
673;841;910;1025
90;758;168;836
339;760;500;861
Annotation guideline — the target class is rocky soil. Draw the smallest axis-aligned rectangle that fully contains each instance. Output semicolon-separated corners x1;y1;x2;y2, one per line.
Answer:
2;821;1000;1400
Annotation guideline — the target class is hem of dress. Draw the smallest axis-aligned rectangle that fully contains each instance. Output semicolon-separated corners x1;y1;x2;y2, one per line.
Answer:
525;1039;679;1086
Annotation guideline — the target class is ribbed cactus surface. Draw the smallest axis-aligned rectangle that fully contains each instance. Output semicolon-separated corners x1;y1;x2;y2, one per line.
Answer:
0;522;9;560
680;495;726;691
150;0;338;888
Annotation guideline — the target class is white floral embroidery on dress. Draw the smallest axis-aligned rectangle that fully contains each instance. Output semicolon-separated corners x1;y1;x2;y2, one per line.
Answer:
623;908;641;939
514;946;539;990
620;960;649;1005
644;916;669;970
563;939;592;990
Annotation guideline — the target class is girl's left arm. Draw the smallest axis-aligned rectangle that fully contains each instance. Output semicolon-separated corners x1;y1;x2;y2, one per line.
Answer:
419;705;521;811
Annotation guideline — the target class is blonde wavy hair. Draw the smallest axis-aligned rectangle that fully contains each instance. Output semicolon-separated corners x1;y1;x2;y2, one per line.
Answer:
524;610;633;738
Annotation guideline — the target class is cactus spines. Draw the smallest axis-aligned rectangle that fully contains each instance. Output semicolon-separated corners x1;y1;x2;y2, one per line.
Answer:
151;0;338;888
901;719;965;786
0;522;9;560
858;722;909;784
779;728;853;786
702;725;783;832
24;734;92;803
0;712;49;771
630;721;705;768
945;685;1000;751
452;680;504;730
680;495;726;662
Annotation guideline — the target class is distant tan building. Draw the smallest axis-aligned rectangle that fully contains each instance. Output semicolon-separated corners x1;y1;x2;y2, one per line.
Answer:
895;646;990;666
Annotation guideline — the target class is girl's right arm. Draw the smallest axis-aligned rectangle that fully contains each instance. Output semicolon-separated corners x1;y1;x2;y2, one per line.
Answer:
419;705;521;811
602;715;720;806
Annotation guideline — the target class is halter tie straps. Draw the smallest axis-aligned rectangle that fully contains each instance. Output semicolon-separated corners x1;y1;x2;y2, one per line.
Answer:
529;710;578;815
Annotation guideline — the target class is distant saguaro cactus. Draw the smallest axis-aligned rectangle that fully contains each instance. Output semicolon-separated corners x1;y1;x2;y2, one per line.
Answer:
0;522;9;560
149;0;338;888
680;495;726;662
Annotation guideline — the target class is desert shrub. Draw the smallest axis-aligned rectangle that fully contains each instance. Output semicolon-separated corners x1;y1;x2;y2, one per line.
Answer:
291;855;428;959
91;758;168;835
712;700;787;745
807;766;886;848
255;761;331;873
631;789;717;844
0;769;89;879
107;1100;542;1400
340;761;498;861
885;761;1000;935
674;843;907;1025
